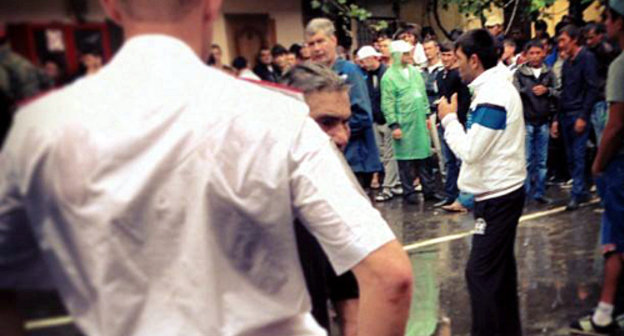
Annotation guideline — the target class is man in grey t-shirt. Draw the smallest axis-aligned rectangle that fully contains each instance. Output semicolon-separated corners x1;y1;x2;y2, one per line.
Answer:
605;52;624;157
605;53;624;156
571;0;624;333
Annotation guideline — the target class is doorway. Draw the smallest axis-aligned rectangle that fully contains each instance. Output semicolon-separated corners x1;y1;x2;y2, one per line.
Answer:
225;14;276;69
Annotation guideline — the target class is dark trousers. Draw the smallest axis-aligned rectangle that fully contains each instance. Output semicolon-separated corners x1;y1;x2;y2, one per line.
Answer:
294;221;359;331
397;159;435;200
560;114;590;200
440;126;460;200
547;131;570;182
467;187;525;336
354;172;373;190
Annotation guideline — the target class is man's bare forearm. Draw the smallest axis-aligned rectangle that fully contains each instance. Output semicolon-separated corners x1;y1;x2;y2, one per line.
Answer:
352;241;413;336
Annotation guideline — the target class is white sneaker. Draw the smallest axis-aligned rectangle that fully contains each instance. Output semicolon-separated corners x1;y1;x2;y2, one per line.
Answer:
375;190;394;202
390;186;404;195
561;179;574;189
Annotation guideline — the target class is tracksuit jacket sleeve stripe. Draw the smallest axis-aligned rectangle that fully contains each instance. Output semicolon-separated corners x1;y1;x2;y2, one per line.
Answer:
471;104;507;130
442;104;507;164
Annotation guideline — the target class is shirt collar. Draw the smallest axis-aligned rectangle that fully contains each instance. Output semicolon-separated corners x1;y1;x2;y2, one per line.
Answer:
427;61;444;73
109;34;204;71
469;63;507;92
570;47;585;63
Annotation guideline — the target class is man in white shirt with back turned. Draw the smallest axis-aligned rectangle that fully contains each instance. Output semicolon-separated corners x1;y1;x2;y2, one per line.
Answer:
0;0;413;335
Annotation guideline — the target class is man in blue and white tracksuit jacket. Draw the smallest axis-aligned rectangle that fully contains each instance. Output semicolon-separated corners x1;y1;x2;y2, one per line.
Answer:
439;29;526;336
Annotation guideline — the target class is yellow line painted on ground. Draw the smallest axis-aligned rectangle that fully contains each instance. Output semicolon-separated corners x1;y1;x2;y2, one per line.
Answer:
404;198;600;252
25;316;73;330
519;198;600;223
403;230;475;252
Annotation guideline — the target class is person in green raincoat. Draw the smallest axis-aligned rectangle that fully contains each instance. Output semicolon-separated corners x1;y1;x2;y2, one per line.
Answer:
381;40;442;204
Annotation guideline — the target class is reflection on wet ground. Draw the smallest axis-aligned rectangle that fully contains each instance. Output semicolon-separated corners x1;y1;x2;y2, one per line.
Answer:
376;188;616;336
16;188;622;336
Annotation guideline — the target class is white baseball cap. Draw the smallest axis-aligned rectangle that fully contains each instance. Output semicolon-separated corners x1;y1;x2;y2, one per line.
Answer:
357;46;382;60
390;40;414;54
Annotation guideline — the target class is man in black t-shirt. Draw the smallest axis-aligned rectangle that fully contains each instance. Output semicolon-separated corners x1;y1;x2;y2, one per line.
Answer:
435;41;471;209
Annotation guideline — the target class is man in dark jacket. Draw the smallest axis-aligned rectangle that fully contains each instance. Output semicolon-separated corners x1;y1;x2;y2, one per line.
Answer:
554;24;599;211
585;22;620;144
357;46;403;201
306;18;383;188
253;47;279;83
514;39;559;204
270;44;290;81
0;33;44;148
435;41;471;208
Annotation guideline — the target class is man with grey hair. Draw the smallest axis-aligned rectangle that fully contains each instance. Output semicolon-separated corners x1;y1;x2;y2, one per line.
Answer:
305;18;383;189
0;1;413;336
282;63;360;336
281;64;351;153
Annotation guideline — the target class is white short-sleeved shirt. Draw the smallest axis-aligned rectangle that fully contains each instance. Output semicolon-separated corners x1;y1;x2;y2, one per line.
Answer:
413;43;427;67
0;35;395;336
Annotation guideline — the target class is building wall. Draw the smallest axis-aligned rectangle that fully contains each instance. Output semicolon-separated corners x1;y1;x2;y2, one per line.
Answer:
397;1;498;41
538;0;603;36
1;0;304;66
2;0;603;65
400;0;603;42
0;0;105;23
214;0;305;64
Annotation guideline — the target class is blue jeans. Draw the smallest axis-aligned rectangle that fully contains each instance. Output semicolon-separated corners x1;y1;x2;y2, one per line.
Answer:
440;125;459;200
596;155;624;254
591;101;608;145
458;192;475;210
525;124;550;199
560;114;591;200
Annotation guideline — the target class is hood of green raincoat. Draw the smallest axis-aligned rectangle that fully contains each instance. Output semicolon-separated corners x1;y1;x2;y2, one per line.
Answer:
390;50;408;69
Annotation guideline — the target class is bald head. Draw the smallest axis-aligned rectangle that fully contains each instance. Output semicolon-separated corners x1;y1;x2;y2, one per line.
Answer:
100;0;222;60
118;0;201;21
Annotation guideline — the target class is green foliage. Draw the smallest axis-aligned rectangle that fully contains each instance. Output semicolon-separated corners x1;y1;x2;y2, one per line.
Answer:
530;0;558;13
439;0;561;19
308;0;386;32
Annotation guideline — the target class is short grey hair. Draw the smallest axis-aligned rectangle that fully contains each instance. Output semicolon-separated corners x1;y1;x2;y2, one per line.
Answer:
305;18;336;37
281;63;348;95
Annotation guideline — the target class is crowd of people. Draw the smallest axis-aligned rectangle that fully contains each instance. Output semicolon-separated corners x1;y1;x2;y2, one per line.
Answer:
0;0;623;335
202;4;624;335
214;9;621;216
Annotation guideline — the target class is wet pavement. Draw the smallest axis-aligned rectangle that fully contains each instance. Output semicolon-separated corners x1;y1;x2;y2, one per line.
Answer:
375;186;618;336
14;186;623;336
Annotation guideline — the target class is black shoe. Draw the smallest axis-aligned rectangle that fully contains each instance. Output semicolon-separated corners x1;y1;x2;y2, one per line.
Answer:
424;193;445;202
566;198;580;211
534;196;553;205
578;194;591;204
434;198;455;208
